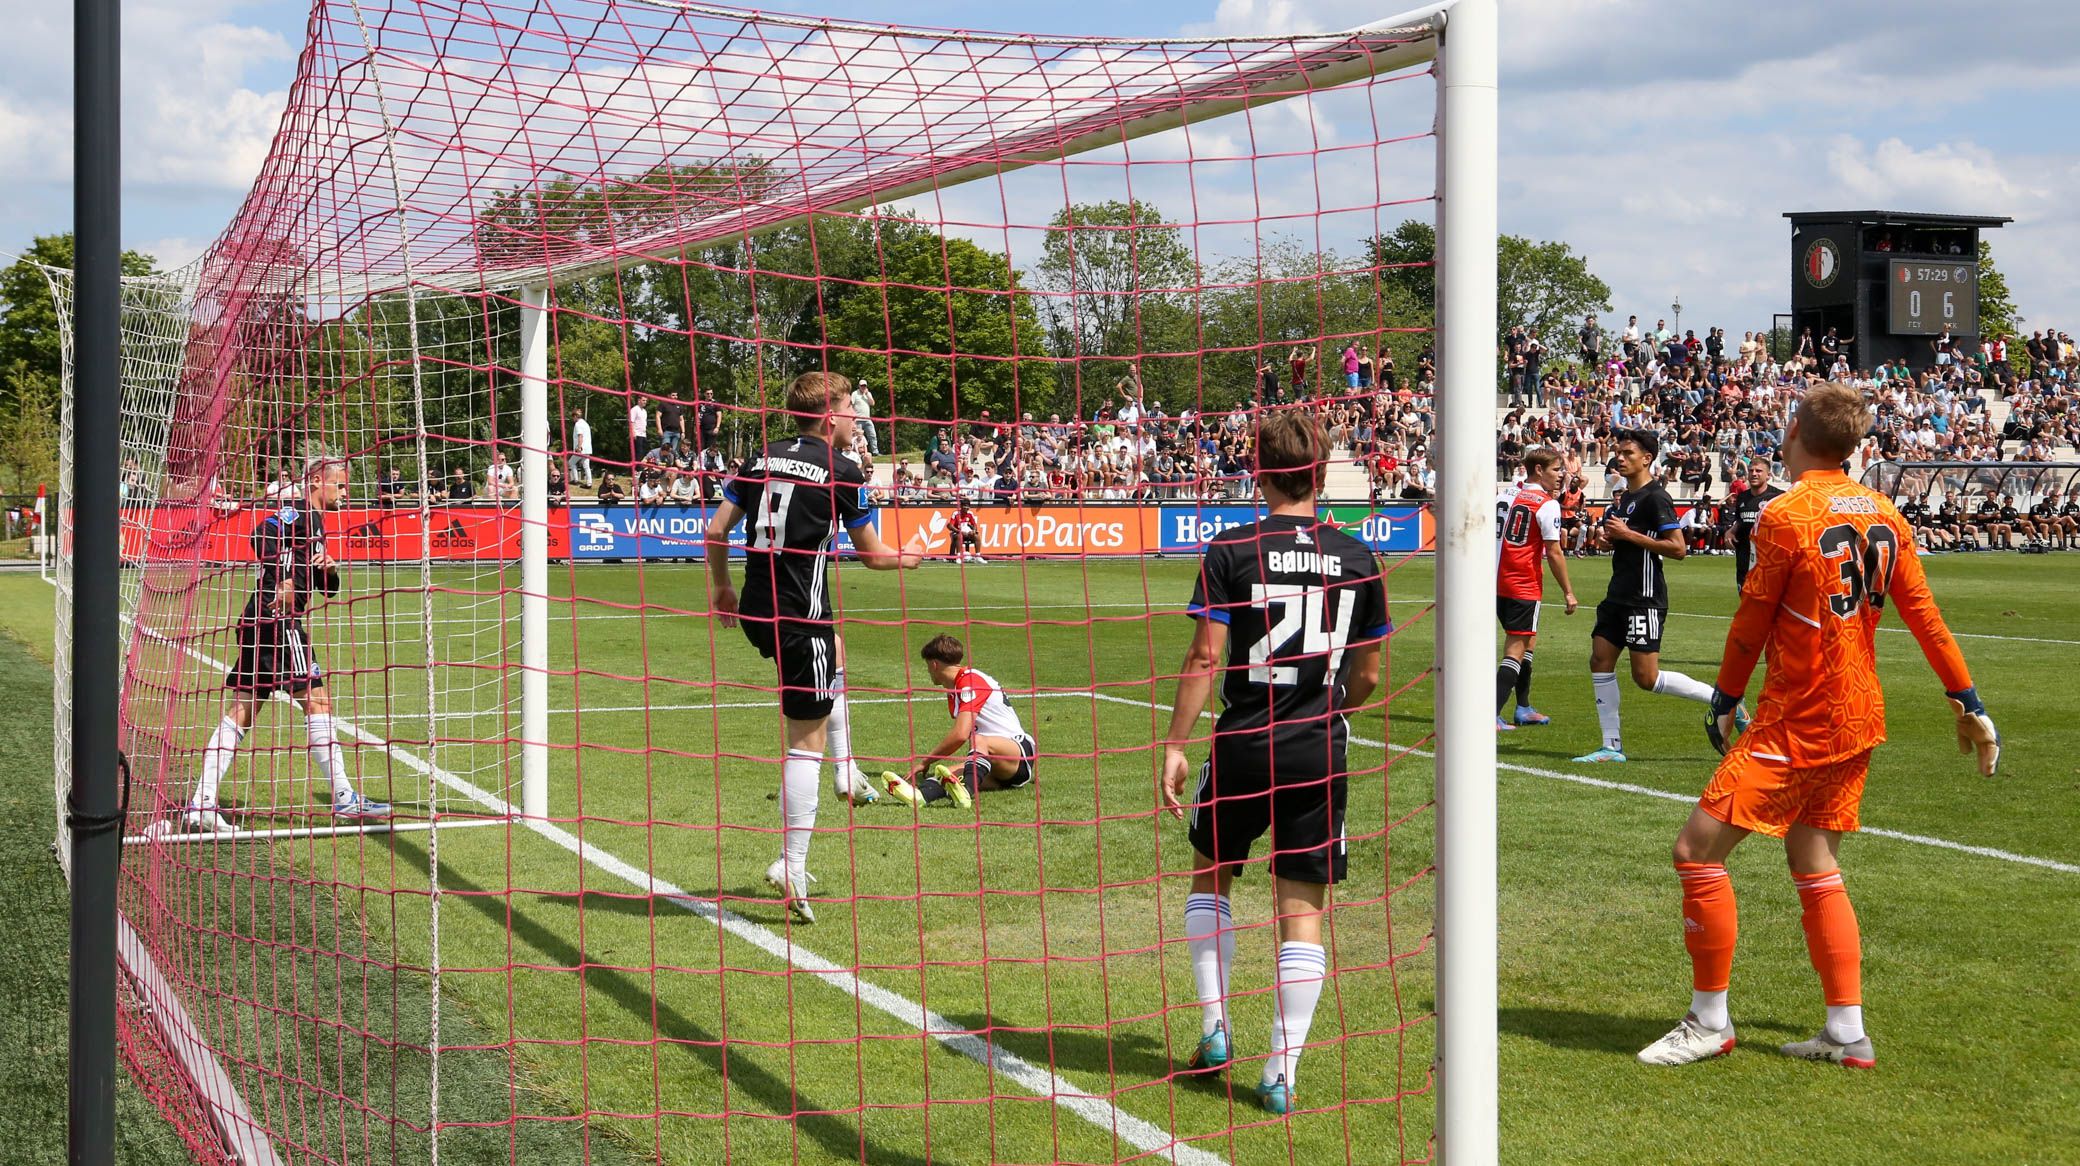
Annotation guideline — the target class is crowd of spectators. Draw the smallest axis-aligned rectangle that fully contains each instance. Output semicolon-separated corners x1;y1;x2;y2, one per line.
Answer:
238;314;2079;522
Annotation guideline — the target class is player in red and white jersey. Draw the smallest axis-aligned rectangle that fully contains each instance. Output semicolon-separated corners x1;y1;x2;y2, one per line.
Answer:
882;633;1036;809
1495;448;1578;730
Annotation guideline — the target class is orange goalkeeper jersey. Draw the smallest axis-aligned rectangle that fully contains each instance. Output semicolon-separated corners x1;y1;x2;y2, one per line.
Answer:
1715;469;1973;766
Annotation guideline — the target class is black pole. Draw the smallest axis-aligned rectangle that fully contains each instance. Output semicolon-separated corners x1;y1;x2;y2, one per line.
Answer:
70;0;121;1160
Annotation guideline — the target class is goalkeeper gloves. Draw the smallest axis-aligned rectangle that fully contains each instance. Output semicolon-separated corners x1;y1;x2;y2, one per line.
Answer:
1704;688;1743;757
1946;687;2001;777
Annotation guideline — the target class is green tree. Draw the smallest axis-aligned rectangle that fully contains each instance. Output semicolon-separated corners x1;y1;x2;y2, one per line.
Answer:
1363;219;1436;322
824;226;1050;451
1031;200;1200;404
0;360;57;492
0;234;156;401
1973;240;2026;375
1362;218;1613;352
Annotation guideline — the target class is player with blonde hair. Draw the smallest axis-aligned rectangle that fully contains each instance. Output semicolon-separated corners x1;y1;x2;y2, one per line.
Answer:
1638;382;2001;1069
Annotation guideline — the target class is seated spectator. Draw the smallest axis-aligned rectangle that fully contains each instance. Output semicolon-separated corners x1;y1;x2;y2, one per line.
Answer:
376;465;411;508
547;461;568;505
447;467;475;502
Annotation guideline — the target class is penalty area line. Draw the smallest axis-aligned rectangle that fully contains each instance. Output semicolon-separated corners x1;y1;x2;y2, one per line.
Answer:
125;621;1229;1166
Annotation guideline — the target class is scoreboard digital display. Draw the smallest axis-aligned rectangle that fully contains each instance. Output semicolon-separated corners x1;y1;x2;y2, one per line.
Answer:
1889;260;1978;336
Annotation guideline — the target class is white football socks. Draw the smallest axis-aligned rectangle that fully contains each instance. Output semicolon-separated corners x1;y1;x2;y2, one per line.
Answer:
780;748;822;886
1652;669;1715;704
1591;672;1623;751
306;713;355;800
1690;989;1730;1032
1826;1004;1866;1044
1266;941;1327;1087
193;716;247;807
825;668;856;791
1184;893;1235;1037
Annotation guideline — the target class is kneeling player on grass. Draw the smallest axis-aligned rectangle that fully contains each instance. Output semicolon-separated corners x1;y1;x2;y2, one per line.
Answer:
1638;382;2001;1070
1495;447;1578;730
881;634;1035;809
706;371;928;923
183;455;390;832
1159;409;1388;1116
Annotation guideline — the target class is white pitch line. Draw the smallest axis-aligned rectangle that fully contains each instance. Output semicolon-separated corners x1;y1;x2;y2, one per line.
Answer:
126;624;1226;1166
416;683;2080;876
1074;691;2080;877
1533;597;2080;647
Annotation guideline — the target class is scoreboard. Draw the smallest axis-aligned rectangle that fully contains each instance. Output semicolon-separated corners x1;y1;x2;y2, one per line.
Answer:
1888;259;1978;336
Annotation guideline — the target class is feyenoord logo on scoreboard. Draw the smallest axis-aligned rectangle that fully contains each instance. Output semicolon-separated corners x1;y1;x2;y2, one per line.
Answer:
1803;238;1841;289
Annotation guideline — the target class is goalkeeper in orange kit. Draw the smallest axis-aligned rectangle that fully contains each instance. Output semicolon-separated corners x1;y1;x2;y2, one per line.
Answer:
1637;382;2001;1071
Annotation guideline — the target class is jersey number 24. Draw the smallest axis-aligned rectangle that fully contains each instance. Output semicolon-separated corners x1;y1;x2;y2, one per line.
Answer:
1246;583;1353;686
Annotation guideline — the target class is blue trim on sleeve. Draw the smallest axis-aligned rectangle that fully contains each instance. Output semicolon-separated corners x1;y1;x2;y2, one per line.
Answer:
1185;602;1230;624
1656;522;1682;532
845;507;877;531
1363;624;1390;639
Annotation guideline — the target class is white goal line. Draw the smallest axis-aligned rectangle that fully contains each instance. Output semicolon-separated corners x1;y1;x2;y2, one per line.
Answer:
122;816;512;847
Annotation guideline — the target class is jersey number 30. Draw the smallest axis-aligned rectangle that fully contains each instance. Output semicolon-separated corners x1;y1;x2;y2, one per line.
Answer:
1246;583;1353;686
1819;522;1897;618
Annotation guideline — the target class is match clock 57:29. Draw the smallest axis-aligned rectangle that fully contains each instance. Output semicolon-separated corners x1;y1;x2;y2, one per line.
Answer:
1888;260;1979;336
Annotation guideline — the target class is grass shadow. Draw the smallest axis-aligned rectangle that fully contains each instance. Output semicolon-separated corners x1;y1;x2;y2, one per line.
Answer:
935;1011;1172;1086
1500;1006;1801;1056
389;837;932;1166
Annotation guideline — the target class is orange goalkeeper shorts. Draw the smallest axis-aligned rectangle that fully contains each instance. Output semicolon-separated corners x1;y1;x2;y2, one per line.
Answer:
1698;727;1872;838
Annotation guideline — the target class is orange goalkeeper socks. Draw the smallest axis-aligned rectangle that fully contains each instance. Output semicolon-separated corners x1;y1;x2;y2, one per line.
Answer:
1793;868;1862;1009
1676;862;1737;995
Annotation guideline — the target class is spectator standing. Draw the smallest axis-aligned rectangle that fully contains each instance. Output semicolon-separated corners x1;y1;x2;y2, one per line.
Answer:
629;398;650;461
697;393;722;453
659;391;690;455
570;411;594;486
851;379;879;457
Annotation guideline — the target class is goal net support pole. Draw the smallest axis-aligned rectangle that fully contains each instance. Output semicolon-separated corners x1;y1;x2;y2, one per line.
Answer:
520;283;551;821
1434;1;1500;1163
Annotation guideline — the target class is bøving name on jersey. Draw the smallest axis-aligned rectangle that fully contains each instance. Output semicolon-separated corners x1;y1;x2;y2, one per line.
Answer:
1264;549;1343;576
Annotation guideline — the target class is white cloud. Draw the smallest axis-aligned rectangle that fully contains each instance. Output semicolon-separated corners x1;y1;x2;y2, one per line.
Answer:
0;3;292;193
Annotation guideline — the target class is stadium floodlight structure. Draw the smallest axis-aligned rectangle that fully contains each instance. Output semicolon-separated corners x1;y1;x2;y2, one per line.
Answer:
53;0;1497;1162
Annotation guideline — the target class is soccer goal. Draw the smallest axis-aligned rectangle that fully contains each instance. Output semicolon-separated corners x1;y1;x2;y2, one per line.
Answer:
53;0;1498;1162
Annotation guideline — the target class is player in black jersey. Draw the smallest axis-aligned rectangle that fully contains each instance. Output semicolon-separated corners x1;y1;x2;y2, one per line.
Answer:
2056;488;2080;549
1728;461;1783;589
706;372;926;923
178;456;390;834
1575;430;1728;763
2023;493;2056;548
1973;496;2013;550
1898;493;1950;552
1158;410;1388;1116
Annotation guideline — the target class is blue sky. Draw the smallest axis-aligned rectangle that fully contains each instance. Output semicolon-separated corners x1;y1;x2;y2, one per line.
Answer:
5;0;2077;335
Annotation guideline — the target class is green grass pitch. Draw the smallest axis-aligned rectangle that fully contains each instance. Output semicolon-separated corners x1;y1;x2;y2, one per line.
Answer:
2;550;2075;1165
